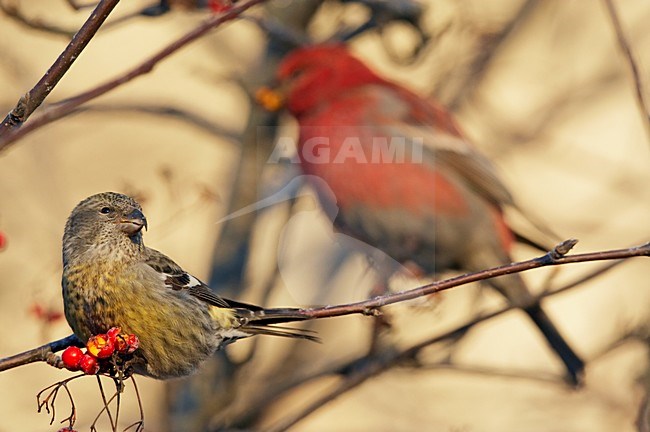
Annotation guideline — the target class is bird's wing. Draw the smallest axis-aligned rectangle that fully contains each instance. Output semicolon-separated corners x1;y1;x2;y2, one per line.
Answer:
143;247;231;308
368;85;515;208
381;86;562;244
415;124;515;207
143;248;317;342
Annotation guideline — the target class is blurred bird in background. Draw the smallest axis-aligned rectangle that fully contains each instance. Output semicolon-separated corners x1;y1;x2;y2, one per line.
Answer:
258;44;584;384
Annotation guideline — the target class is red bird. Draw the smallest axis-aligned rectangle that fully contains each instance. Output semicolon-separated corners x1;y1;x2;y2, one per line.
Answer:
264;44;584;384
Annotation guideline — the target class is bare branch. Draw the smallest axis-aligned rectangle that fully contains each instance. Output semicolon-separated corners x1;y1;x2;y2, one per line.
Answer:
0;0;121;136
300;240;650;319
79;103;241;142
66;0;100;10
602;0;650;142
548;258;625;295
0;334;82;373
0;0;271;152
448;0;540;109
0;1;181;39
0;1;76;37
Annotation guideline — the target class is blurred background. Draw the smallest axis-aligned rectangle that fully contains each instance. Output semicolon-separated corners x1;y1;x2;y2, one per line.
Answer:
0;0;649;430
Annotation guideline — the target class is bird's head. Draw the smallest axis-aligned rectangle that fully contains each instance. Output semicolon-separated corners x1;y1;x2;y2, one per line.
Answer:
256;44;385;117
63;192;148;266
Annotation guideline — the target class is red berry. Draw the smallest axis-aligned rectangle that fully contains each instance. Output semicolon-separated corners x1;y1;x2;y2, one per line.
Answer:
57;427;78;432
125;334;139;353
61;346;84;371
115;333;140;354
79;354;99;375
86;334;115;359
106;327;122;343
115;337;127;353
0;231;6;250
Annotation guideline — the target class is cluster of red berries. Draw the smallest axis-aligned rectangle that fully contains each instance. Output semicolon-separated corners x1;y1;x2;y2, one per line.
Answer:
60;327;139;375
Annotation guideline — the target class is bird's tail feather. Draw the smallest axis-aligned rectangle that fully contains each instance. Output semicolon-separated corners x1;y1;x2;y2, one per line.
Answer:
524;303;584;385
246;307;311;324
235;306;320;342
482;269;585;386
243;324;320;342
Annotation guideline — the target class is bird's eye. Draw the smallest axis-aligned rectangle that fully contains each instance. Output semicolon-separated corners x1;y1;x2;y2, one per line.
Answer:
290;68;304;79
100;207;112;214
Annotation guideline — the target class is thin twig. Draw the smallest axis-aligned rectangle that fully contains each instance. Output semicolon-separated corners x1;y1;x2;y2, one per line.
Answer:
91;379;120;432
410;362;567;384
548;258;625;295
0;1;172;38
36;374;83;427
0;1;76;37
66;0;99;10
0;334;82;372
0;0;271;152
0;0;121;136
114;382;121;432
602;0;650;142
79;103;241;143
300;240;650;319
124;376;145;432
448;0;539;109
94;376;117;432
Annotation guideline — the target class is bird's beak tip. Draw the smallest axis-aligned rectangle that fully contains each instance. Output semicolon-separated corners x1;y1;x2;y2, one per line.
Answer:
119;209;147;235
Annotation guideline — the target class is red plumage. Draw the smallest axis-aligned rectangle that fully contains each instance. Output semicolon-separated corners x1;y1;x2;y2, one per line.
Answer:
275;44;584;384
